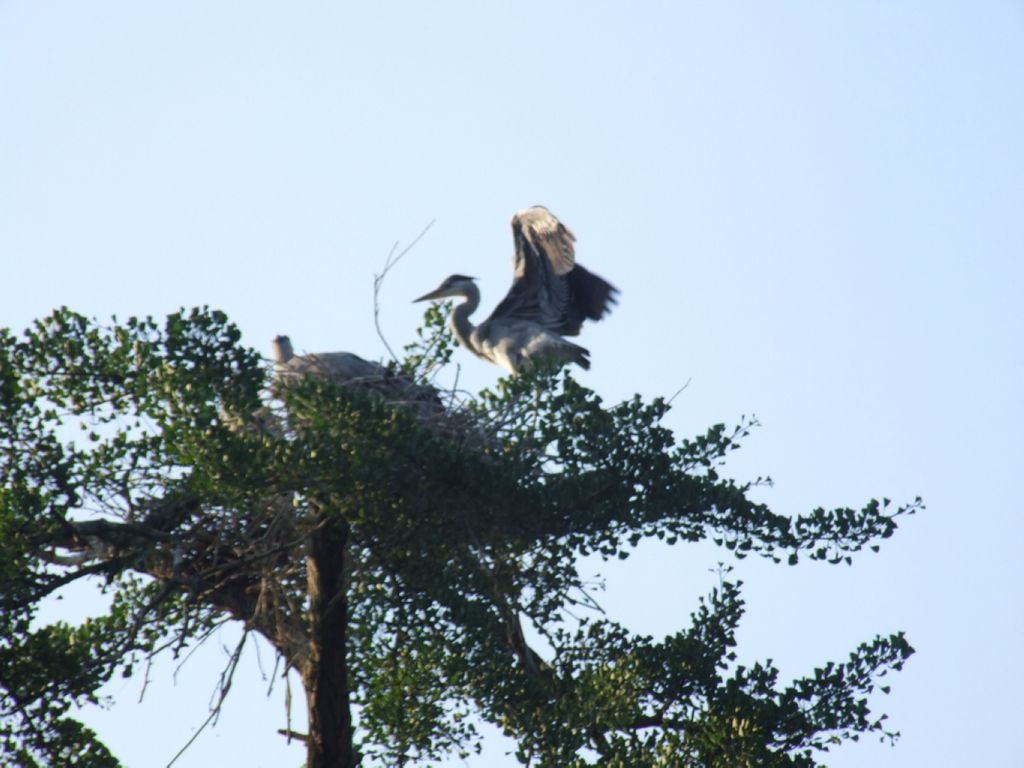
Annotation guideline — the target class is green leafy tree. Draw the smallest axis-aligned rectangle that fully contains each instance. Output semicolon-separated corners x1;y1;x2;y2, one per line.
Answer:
0;305;919;767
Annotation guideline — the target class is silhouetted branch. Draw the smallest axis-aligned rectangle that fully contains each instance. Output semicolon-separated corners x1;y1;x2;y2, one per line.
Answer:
374;218;436;362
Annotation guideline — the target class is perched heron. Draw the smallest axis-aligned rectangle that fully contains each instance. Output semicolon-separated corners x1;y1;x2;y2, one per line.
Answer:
414;206;618;375
272;335;385;382
271;335;441;407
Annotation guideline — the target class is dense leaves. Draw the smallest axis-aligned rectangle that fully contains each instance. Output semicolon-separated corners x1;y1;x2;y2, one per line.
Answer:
0;306;919;766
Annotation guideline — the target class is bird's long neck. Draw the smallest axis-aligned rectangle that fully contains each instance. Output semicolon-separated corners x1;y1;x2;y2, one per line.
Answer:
450;283;480;351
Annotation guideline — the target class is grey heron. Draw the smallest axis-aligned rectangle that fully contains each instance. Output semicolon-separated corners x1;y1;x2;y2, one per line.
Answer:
271;335;441;407
414;206;618;375
272;335;386;382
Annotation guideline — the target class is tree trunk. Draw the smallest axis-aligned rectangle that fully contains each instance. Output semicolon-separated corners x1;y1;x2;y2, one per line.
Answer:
303;510;355;768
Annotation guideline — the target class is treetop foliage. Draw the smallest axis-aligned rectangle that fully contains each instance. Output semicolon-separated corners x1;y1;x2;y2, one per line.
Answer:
0;305;920;767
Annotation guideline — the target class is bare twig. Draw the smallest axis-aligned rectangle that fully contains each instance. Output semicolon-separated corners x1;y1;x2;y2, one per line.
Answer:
666;378;692;406
138;654;154;703
165;631;248;767
285;663;294;744
374;219;436;362
172;618;232;681
266;650;282;697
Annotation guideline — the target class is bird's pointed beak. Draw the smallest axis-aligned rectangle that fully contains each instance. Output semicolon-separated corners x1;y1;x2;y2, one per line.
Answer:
413;287;448;303
414;277;477;303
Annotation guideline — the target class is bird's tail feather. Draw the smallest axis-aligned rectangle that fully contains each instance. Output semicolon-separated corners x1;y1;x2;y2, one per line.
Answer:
568;341;591;370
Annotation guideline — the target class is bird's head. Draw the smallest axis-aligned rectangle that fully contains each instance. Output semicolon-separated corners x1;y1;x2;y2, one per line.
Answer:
413;274;477;302
271;335;294;364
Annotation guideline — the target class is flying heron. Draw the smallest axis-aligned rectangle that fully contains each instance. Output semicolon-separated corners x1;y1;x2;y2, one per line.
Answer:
414;206;618;375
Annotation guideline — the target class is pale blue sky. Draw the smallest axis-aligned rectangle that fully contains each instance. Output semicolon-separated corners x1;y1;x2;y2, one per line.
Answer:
3;2;1023;766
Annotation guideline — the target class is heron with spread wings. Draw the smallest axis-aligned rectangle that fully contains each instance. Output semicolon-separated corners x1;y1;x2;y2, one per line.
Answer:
414;206;618;375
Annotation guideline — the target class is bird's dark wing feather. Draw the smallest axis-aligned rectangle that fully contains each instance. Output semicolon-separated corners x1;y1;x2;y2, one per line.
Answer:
563;263;619;334
486;206;618;336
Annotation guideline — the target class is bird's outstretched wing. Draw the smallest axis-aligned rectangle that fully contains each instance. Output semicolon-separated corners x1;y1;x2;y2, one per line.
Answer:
487;206;618;337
